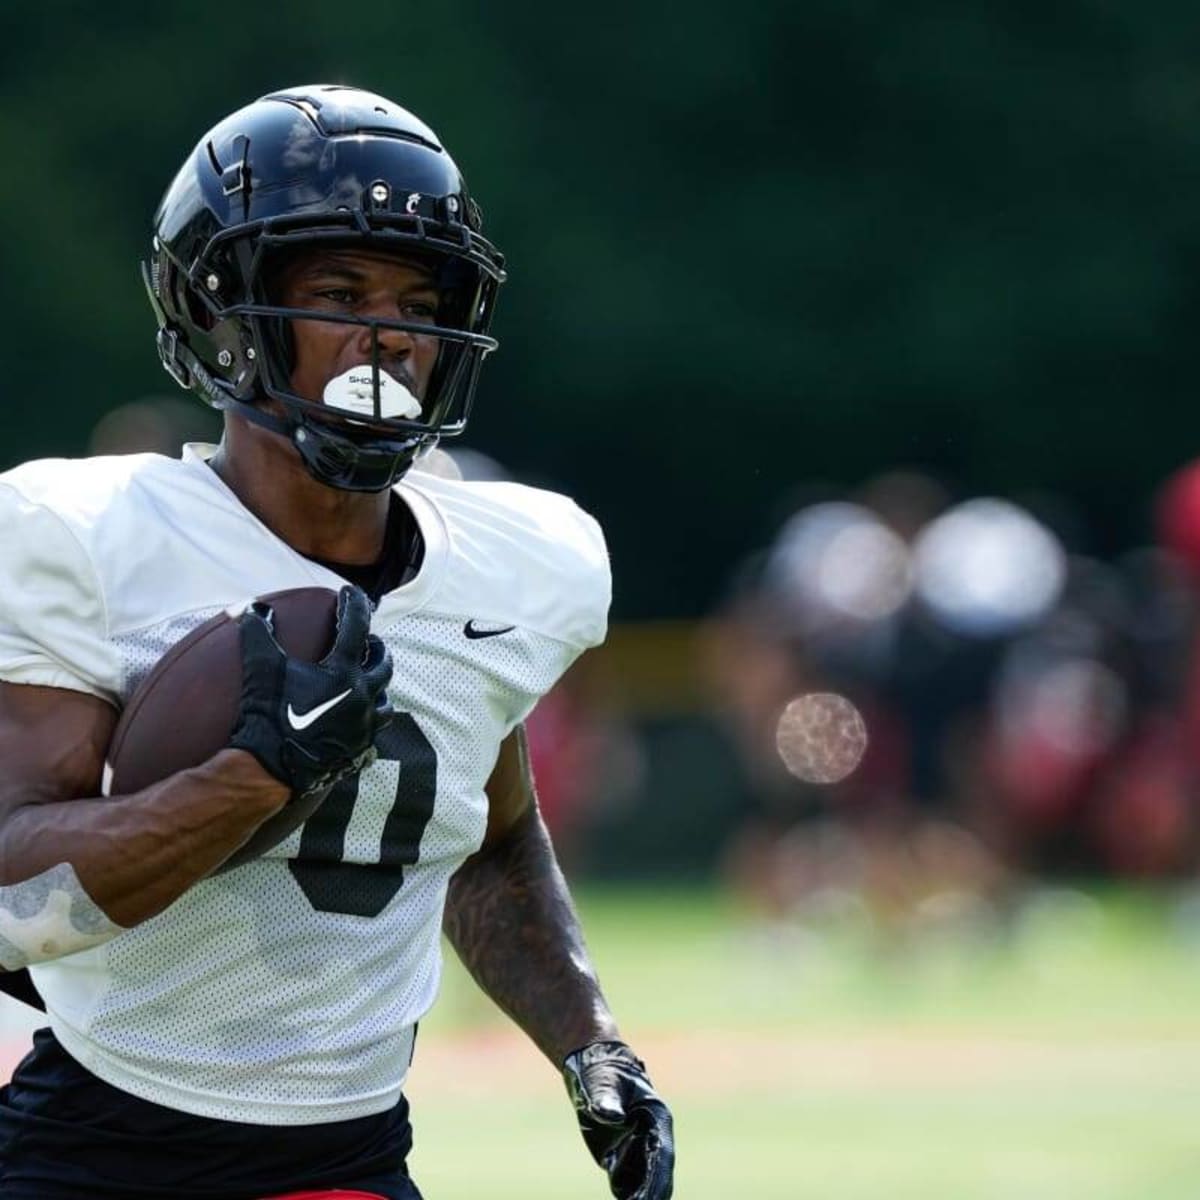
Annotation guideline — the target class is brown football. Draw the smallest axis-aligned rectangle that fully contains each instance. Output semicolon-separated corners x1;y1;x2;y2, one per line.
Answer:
103;587;340;873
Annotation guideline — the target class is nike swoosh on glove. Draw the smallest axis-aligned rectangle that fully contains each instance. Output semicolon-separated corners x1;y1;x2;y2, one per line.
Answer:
230;584;393;799
562;1040;675;1200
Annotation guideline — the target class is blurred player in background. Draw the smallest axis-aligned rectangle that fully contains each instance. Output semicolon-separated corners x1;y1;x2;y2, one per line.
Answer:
710;464;1200;942
0;85;673;1200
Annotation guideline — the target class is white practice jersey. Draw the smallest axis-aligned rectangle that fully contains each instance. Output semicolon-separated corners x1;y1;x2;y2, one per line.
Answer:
0;445;610;1124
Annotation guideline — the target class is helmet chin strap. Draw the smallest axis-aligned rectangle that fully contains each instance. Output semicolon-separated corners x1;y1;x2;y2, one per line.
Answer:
221;394;427;493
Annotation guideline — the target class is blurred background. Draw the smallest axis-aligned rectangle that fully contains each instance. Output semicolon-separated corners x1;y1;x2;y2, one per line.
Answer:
5;2;1200;1196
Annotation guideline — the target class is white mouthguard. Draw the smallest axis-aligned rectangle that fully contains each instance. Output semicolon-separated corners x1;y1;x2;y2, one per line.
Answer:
322;367;421;420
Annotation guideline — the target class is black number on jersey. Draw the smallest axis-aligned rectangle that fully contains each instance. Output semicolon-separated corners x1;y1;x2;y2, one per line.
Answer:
288;713;437;917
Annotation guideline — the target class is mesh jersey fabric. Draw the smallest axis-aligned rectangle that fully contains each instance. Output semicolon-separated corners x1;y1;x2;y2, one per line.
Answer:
0;445;609;1124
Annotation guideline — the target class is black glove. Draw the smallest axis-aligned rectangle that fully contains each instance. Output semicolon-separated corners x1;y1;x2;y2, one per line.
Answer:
563;1040;675;1200
230;585;393;798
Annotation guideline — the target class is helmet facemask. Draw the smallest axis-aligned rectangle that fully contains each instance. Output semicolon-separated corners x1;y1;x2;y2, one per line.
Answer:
180;217;500;491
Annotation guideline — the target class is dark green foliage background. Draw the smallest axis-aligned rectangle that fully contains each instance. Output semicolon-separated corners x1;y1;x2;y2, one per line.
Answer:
3;2;1198;615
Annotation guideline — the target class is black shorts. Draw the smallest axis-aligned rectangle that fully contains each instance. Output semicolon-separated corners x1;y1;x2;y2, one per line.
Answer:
0;1029;423;1200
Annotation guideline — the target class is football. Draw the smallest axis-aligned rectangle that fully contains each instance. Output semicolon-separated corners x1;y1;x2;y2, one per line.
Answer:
103;586;340;873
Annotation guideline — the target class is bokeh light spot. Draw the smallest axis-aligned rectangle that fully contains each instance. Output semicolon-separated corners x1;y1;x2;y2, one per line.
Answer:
775;693;869;784
913;498;1066;635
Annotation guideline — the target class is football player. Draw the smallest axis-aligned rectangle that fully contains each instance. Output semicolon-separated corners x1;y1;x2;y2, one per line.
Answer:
0;85;674;1200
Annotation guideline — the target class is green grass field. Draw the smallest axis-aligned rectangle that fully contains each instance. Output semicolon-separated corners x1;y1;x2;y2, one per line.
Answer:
408;886;1200;1199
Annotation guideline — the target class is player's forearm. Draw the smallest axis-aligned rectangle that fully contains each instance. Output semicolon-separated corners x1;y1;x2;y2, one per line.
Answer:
0;749;287;956
443;803;620;1064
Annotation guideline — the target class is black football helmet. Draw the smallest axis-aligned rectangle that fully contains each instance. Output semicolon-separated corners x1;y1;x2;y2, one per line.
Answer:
143;84;506;491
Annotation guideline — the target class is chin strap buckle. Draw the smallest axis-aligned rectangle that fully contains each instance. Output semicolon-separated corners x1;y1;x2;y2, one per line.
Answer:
156;326;192;388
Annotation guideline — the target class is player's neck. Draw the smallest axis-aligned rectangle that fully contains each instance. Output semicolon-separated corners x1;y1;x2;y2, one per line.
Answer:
210;420;390;566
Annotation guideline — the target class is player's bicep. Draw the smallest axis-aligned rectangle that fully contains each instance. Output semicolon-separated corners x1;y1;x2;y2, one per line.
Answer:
0;681;116;817
480;723;536;852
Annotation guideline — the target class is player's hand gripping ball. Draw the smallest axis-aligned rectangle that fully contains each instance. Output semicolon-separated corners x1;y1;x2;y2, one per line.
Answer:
563;1040;675;1200
104;585;393;872
230;584;393;797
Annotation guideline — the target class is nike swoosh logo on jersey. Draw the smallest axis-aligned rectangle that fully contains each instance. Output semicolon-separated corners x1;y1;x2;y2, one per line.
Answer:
287;688;353;731
463;620;516;639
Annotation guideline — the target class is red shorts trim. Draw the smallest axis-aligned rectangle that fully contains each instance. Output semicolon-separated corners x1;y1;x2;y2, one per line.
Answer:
259;1192;390;1200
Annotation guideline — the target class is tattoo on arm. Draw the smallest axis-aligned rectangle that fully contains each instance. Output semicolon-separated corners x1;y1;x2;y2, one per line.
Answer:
443;801;619;1065
0;862;125;970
